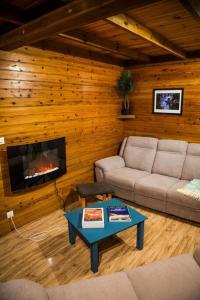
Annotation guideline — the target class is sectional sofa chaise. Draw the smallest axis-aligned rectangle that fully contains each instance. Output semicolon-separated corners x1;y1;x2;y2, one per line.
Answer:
1;244;200;300
95;136;200;223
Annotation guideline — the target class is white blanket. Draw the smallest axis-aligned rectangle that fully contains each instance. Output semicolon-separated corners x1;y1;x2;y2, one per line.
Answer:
177;179;200;201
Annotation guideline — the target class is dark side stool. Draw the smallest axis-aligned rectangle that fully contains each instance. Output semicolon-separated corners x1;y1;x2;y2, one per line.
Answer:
76;182;114;207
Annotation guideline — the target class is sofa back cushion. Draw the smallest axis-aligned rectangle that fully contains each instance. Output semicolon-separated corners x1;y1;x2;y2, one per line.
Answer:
123;136;158;172
181;143;200;180
47;272;139;300
152;140;188;178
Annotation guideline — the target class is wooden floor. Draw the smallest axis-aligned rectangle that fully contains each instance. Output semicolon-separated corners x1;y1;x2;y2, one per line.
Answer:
0;200;199;288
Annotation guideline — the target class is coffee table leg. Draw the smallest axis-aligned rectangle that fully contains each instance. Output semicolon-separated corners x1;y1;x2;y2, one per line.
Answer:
90;242;99;273
136;221;144;250
68;221;76;245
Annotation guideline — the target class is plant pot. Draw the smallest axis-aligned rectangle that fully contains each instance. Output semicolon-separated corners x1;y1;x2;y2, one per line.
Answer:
121;101;130;115
121;106;130;115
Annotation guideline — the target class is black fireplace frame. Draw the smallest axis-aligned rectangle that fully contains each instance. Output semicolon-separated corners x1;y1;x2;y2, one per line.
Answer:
7;137;66;192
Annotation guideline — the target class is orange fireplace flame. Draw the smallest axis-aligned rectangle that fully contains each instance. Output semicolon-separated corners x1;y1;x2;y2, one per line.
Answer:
37;162;56;173
24;153;59;179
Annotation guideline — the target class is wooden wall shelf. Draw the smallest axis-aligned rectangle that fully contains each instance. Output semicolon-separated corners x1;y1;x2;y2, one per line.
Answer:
118;115;135;119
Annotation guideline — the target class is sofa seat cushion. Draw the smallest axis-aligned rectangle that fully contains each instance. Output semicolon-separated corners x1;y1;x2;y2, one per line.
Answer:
135;174;178;201
0;279;48;300
127;254;200;300
167;180;200;209
47;272;138;300
105;167;149;191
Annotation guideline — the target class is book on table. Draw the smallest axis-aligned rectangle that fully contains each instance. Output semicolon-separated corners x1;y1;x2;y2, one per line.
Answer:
82;208;104;228
108;206;131;222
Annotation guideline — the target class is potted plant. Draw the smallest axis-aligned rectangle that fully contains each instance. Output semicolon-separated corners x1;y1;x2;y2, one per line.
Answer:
118;70;134;115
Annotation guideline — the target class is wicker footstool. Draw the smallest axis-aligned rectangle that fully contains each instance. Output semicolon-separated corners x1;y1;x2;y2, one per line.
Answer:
76;182;114;207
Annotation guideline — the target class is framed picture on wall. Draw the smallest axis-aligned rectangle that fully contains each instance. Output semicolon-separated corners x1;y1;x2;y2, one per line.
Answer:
152;88;184;115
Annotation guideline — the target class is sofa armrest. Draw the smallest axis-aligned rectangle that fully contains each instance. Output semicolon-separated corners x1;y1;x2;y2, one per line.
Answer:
95;156;125;172
95;167;105;182
194;243;200;266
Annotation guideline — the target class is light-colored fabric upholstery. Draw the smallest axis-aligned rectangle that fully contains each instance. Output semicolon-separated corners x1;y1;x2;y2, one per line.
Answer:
135;174;178;201
105;167;149;191
112;185;135;202
95;156;125;172
123;136;158;172
167;180;200;209
0;279;48;300
95;136;200;222
119;137;128;157
166;201;200;223
182;143;200;180
127;254;200;300
194;244;200;266
47;272;138;300
134;194;166;212
152;139;188;178
95;167;104;182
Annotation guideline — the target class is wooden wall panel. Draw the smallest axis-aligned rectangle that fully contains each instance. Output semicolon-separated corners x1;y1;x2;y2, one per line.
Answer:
124;59;200;143
0;46;123;236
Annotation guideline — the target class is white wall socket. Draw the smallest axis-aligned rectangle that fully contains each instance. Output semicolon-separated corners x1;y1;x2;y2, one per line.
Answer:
7;210;14;219
0;137;5;145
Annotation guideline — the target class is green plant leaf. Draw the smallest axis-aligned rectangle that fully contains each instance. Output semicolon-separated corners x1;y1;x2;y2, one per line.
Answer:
118;70;134;96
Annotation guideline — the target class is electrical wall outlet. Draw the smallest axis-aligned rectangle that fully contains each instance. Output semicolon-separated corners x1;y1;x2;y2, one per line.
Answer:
7;210;14;219
0;137;5;145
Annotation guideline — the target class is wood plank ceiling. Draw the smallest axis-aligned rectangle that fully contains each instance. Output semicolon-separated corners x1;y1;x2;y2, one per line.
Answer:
0;0;199;65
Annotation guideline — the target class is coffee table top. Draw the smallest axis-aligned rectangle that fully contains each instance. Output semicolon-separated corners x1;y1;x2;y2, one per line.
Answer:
64;198;147;244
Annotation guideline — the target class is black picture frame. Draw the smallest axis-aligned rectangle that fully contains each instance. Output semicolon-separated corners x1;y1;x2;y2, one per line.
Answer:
152;88;184;115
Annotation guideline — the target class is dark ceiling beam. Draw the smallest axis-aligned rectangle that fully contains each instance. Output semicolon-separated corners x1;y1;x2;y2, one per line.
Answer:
59;31;151;62
35;37;123;66
0;4;24;25
179;0;200;22
0;0;159;50
107;14;186;59
124;50;200;66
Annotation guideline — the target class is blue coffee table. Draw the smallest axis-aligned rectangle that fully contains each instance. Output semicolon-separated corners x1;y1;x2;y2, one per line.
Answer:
64;198;147;273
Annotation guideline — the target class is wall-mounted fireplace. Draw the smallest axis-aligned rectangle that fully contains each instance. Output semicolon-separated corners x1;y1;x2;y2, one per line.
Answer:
7;137;66;192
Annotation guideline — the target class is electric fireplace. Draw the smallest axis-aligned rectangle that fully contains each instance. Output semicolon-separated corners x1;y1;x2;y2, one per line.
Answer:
7;137;66;192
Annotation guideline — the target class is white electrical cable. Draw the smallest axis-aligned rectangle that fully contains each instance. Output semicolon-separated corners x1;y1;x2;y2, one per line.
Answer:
10;217;67;242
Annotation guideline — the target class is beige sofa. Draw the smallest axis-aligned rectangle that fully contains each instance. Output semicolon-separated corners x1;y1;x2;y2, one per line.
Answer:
1;244;200;300
95;136;200;223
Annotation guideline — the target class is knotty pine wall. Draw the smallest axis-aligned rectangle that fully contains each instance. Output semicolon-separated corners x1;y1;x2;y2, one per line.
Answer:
0;47;123;236
125;59;200;142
